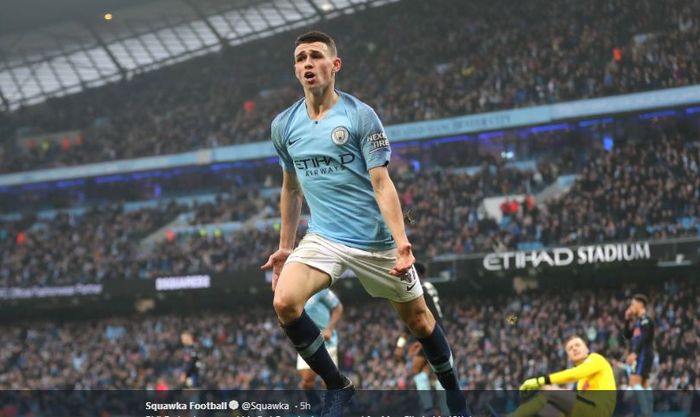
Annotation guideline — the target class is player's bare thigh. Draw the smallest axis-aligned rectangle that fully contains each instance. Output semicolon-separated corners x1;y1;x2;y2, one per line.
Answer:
273;262;332;324
391;296;436;338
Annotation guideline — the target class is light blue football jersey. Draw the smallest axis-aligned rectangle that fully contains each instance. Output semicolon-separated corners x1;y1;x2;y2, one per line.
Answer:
305;289;340;348
271;90;394;250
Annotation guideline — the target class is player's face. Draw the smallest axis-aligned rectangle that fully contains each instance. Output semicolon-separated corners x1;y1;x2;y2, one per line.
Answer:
629;299;643;316
294;42;341;92
565;337;589;364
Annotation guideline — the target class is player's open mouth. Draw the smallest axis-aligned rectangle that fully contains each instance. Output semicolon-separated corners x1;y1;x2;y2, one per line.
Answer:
304;71;315;82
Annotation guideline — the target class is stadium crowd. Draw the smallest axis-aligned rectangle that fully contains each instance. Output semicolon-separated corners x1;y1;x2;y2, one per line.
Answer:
142;115;700;269
0;204;182;287
2;114;699;287
1;0;699;173
501;118;700;249
0;152;545;286
1;279;697;393
0;190;280;287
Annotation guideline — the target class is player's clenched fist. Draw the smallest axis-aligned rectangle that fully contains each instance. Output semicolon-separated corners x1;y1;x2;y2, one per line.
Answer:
261;248;293;291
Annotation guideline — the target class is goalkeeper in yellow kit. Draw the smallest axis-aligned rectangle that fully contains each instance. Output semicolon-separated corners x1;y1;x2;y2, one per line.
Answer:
504;335;616;417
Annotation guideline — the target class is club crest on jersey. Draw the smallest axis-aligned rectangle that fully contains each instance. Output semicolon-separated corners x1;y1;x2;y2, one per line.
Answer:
331;126;349;145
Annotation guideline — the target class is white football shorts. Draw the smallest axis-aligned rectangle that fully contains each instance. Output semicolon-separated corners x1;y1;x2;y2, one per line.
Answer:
285;233;424;303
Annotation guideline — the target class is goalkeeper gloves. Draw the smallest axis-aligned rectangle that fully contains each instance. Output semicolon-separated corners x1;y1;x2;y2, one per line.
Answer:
519;375;551;391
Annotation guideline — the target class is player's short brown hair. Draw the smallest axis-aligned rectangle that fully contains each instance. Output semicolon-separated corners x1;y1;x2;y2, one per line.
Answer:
632;293;648;306
295;30;337;56
564;334;587;346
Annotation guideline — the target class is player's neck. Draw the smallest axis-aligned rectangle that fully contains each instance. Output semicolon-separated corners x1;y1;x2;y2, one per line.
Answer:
574;353;589;365
304;86;339;121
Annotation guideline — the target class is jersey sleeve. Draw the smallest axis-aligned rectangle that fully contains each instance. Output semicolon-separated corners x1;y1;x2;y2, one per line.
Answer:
549;353;607;385
321;290;340;310
271;114;295;172
357;105;391;170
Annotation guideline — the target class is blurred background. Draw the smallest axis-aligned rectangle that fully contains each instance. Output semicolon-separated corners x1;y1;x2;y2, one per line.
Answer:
0;0;698;408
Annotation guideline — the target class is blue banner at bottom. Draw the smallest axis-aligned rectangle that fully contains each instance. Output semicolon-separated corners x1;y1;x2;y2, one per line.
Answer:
0;390;696;417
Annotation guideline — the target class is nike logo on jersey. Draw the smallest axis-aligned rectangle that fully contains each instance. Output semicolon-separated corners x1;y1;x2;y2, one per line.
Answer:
406;282;417;292
289;138;301;146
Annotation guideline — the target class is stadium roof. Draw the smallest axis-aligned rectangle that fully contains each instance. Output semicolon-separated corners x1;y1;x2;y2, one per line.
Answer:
0;0;398;111
0;0;156;36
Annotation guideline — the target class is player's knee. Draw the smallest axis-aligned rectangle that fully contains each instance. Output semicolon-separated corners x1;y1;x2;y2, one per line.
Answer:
406;314;434;338
273;293;303;323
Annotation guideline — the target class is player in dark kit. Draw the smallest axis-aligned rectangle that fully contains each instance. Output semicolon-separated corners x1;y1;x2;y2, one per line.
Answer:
179;332;202;388
623;294;655;417
394;262;450;416
624;294;655;386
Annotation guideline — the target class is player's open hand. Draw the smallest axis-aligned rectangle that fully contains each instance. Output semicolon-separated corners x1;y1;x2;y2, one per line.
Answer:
389;243;415;276
261;248;293;291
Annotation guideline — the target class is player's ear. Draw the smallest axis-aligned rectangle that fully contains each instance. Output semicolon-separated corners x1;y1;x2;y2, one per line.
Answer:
332;57;342;74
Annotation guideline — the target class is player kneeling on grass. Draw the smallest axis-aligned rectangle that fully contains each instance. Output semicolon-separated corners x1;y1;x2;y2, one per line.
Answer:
504;335;616;417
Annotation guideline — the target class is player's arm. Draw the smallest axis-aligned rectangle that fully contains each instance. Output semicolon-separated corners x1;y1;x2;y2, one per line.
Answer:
262;115;303;290
621;318;638;366
323;302;343;341
549;354;607;385
622;309;634;340
357;105;413;275
268;114;302;250
369;166;415;275
521;354;606;389
279;170;303;250
262;169;302;290
320;290;342;340
622;324;633;341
